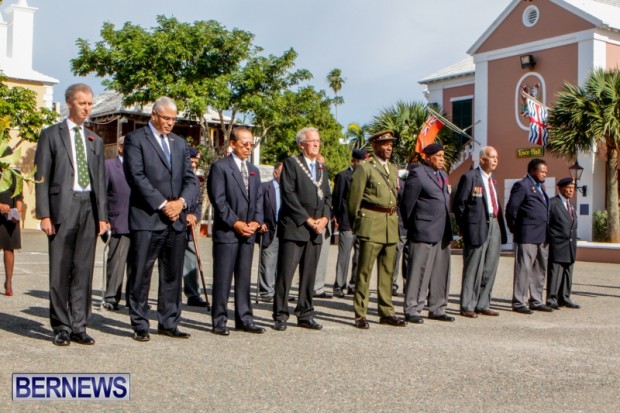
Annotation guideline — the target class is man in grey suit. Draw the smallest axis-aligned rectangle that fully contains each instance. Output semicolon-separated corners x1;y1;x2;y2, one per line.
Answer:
401;143;454;323
506;158;552;314
35;83;107;346
103;136;131;311
124;96;197;341
258;162;283;303
452;146;507;318
332;148;366;298
546;177;580;309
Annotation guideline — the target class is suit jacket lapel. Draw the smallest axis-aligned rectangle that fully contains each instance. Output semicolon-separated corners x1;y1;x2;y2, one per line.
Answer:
228;155;249;201
145;127;171;171
59;122;75;172
475;169;491;216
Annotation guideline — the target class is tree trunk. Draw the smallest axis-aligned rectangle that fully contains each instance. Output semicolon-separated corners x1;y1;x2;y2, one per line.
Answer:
606;145;620;243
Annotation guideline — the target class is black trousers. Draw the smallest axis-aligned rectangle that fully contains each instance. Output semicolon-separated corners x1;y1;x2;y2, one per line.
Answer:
127;228;186;331
273;239;320;322
49;192;97;334
211;241;255;328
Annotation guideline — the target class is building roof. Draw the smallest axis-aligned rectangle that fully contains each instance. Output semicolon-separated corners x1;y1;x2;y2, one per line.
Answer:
1;67;58;85
61;91;231;123
418;56;475;85
468;0;620;55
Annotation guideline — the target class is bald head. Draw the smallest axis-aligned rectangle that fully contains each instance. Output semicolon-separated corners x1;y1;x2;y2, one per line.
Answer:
479;146;498;174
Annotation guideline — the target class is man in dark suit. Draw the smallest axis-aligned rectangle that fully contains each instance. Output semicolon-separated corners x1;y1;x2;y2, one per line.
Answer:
35;83;107;346
546;177;580;309
348;131;406;329
401;143;454;323
207;127;264;335
505;158;551;314
182;147;208;307
452;146;507;318
258;162;283;303
124;96;197;342
332;149;365;298
103;136;131;311
272;127;332;331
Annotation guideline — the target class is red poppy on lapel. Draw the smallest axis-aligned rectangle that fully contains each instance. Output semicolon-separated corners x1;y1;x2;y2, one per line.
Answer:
250;172;256;176
318;164;323;170
88;135;94;142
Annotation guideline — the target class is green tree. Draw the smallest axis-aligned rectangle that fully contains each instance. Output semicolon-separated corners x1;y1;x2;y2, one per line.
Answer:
344;122;368;149
71;16;310;160
255;86;349;174
326;68;345;122
547;68;620;242
0;74;58;148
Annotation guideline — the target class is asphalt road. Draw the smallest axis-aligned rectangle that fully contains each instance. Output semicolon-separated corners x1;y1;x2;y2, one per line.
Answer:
1;229;619;412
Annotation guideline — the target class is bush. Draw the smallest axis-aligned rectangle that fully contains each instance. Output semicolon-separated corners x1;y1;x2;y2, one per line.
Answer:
593;210;609;242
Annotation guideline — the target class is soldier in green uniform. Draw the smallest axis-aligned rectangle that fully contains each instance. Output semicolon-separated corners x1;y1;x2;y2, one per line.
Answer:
348;130;407;329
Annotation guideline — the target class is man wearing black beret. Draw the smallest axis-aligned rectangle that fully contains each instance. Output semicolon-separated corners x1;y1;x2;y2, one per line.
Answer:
546;177;580;309
401;143;455;323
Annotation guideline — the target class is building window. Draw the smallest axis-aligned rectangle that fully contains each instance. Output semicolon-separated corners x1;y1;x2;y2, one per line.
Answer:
452;98;473;135
522;5;539;27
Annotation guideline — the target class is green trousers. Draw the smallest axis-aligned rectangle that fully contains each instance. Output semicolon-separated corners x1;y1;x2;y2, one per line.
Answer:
354;240;397;319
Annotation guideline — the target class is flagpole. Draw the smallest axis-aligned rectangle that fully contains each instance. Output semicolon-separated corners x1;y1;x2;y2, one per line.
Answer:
521;91;550;111
427;106;481;146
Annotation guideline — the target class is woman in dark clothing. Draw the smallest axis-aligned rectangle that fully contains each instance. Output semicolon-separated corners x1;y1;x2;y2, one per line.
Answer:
0;150;23;296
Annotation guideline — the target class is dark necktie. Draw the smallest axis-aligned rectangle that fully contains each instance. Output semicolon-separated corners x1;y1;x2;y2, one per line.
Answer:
436;171;443;188
160;134;171;166
567;200;574;220
73;126;89;188
488;177;499;216
240;160;249;192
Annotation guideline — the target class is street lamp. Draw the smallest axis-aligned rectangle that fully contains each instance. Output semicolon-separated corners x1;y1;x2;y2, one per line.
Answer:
568;161;587;196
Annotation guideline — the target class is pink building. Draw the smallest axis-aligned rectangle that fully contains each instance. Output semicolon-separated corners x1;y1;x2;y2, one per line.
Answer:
420;0;620;254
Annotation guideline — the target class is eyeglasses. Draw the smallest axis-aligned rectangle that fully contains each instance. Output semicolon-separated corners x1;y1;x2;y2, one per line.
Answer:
155;111;177;123
236;141;254;148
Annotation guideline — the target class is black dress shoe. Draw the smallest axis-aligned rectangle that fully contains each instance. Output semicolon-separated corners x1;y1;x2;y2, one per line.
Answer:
391;288;403;297
158;328;191;338
240;323;265;334
333;288;345;298
70;332;96;345
429;314;455;322
512;306;533;314
258;295;274;303
549;303;560;310
346;287;355;295
133;329;150;342
53;331;71;346
288;296;297;302
380;315;407;326
298;319;323;330
212;326;230;336
530;304;553;312
102;301;119;311
313;291;332;299
187;297;208;307
405;314;424;324
273;320;287;331
354;317;369;329
560;301;580;309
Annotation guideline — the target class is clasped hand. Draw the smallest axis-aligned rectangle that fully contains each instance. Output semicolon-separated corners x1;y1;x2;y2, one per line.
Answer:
162;199;183;222
233;220;260;237
306;217;328;234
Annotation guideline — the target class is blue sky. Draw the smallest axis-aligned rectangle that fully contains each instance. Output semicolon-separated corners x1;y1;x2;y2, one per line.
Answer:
6;0;511;129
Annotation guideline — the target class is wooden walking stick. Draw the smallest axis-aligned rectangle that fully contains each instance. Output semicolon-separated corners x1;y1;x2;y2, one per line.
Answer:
189;223;211;311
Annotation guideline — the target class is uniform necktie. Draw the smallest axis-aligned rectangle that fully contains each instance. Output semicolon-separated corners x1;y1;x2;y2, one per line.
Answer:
73;126;89;188
436;171;443;188
240;160;249;192
160;134;171;166
489;177;499;216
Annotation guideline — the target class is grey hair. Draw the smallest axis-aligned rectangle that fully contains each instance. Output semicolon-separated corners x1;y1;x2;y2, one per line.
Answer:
65;83;93;102
295;127;319;147
153;96;177;113
479;146;495;158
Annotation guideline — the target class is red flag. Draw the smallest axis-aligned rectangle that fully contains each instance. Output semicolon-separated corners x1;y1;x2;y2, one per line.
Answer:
416;114;444;154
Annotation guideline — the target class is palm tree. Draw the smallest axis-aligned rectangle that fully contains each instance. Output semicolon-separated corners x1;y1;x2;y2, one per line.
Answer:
547;68;620;242
326;68;345;122
345;122;367;149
